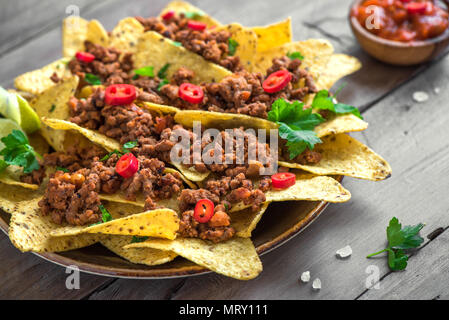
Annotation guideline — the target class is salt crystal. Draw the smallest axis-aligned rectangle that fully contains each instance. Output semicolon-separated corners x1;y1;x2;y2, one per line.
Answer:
336;245;352;258
300;271;311;283
412;91;429;103
312;278;321;290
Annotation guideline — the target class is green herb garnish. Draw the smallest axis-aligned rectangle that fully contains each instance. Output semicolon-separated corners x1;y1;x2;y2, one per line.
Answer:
0;130;41;173
131;236;149;243
287;51;304;60
101;141;139;161
268;99;324;159
228;38;239;56
183;11;204;19
56;167;69;173
367;217;424;271
157;79;169;91
172;41;182;47
49;104;56;113
99;204;112;223
311;89;363;120
84;73;101;85
133;66;154;78
158;63;170;79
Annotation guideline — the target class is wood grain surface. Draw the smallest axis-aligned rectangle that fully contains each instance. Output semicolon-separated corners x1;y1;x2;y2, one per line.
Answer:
0;0;448;300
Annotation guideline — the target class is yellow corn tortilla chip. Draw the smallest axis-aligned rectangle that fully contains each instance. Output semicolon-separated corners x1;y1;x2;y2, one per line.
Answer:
174;110;367;137
134;31;232;84
0;183;42;214
251;17;292;53
229;173;351;212
139;101;179;115
100;235;178;266
109;18;145;54
8;198;99;252
42;117;208;182
62;16;89;57
126;237;262;280
14;59;71;95
30;77;79;151
50;208;180;239
86;19;109;47
161;1;221;27
231;203;270;238
317;54;362;91
280;134;392;181
216;23;258;70
253;39;334;81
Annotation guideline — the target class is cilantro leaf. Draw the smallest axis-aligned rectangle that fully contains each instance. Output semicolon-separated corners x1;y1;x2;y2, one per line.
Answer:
56;167;69;173
101;141;139;161
367;217;424;271
312;89;363;120
0;159;8;172
100;150;122;162
228;38;239;56
157;78;169;91
123;140;138;153
99;204;112;223
0;130;41;174
268;99;324;159
133;66;154;78
84;73;101;85
183;11;203;19
287;51;304;60
131;236;149;244
158;63;170;79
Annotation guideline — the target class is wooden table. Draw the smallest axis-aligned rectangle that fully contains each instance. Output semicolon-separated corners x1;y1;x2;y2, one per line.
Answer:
1;0;448;300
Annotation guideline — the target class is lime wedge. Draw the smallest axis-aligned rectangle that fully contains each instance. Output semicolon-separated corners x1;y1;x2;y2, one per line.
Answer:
0;118;24;150
0;87;21;126
16;94;41;133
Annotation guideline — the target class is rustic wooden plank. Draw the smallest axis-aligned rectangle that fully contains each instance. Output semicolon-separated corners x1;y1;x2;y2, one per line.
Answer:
359;230;449;300
167;53;449;299
0;0;105;57
0;231;112;299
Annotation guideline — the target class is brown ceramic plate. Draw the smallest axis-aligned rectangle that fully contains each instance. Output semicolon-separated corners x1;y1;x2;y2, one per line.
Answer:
0;176;342;279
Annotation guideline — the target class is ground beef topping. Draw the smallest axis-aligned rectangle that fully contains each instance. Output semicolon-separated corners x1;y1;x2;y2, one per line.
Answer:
135;14;242;72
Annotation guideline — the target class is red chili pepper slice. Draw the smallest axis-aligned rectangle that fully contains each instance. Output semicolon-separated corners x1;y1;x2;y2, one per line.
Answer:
162;10;175;20
104;84;137;106
187;20;207;31
193;199;215;223
75;51;95;63
178;83;204;104
406;2;427;14
271;172;296;189
116;153;139;178
262;70;292;93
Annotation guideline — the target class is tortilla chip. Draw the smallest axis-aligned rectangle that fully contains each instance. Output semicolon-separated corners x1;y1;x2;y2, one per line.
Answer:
216;24;258;70
134;31;232;84
126;237;262;280
62;16;89;57
109;18;144;54
251;17;292;53
139;101;179;115
317;54;362;91
231;203;270;238
98;193;179;211
165;167;197;189
8;198;99;252
0;183;42;214
30;77;79;151
280;134;392;181
174;110;367;138
42;117;120;152
14;59;71;95
0;166;39;190
50;208;180;240
86;19;109;48
161;1;221;27
100;235;178;266
229;173;351;212
253;39;334;81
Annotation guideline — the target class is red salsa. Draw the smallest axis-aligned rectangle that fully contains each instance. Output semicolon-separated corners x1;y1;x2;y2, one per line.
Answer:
352;0;449;42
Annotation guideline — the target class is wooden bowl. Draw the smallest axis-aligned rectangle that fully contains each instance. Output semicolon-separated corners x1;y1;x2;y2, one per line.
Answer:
0;177;342;279
349;0;449;66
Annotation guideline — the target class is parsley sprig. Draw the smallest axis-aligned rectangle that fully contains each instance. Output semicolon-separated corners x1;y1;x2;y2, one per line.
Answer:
89;204;113;226
0;130;41;174
100;140;138;161
84;73;101;85
312;89;363;120
228;39;239;56
268;99;325;159
367;217;424;271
